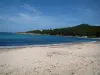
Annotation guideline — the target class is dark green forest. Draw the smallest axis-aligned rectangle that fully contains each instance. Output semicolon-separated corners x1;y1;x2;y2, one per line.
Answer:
26;24;100;38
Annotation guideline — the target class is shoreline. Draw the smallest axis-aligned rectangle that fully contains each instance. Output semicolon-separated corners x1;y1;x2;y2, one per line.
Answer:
17;33;100;39
0;40;99;49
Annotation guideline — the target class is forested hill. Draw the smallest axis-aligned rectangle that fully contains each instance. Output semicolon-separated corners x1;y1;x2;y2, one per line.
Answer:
26;24;100;38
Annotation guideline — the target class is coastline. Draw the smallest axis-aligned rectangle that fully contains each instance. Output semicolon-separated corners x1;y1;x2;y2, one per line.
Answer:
0;40;99;49
17;32;100;39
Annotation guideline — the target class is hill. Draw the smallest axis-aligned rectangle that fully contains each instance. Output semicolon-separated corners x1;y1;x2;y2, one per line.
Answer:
26;24;100;38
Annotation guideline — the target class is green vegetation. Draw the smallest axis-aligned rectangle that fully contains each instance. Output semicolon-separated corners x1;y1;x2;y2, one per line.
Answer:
26;24;100;38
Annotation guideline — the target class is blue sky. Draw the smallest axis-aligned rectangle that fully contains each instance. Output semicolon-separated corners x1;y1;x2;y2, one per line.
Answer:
0;0;100;32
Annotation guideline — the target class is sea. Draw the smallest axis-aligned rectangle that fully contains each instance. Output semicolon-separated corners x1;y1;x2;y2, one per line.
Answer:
0;32;100;48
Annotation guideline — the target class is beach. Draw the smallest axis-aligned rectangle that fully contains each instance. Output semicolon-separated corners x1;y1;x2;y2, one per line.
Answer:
0;42;100;75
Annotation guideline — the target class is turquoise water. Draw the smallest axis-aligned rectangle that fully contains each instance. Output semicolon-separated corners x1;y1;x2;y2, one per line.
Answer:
0;32;100;47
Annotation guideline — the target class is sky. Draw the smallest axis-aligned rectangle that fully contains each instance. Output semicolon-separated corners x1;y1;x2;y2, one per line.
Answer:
0;0;100;32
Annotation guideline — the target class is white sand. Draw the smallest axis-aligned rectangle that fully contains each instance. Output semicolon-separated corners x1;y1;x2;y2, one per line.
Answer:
0;42;100;75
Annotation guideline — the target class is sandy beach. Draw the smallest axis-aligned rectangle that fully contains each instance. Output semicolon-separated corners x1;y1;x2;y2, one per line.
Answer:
0;42;100;75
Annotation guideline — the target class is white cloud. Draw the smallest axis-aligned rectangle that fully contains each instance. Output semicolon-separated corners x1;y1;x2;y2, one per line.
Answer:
7;13;51;26
0;11;80;29
82;8;93;13
0;3;81;28
0;4;80;29
22;4;42;15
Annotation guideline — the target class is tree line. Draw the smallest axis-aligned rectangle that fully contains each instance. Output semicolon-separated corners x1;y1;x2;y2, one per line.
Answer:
26;24;100;38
